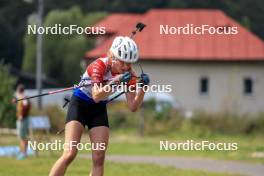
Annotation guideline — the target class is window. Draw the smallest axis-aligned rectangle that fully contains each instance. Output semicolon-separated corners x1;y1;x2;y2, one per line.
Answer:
243;77;253;95
200;77;209;95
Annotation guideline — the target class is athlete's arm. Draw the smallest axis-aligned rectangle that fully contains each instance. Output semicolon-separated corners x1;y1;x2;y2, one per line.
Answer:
125;89;145;112
125;72;150;111
89;59;132;102
92;86;112;103
87;59;113;103
92;75;123;103
92;72;132;102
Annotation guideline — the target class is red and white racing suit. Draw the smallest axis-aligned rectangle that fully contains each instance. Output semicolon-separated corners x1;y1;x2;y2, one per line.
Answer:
73;57;116;103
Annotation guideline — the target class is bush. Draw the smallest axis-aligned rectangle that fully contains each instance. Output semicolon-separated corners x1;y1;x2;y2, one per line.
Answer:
247;113;264;134
107;99;264;136
188;111;264;135
142;100;184;135
30;105;66;132
0;61;17;128
107;102;138;129
108;99;184;135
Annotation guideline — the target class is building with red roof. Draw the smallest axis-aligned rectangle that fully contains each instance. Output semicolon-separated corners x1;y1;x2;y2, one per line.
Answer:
85;9;264;114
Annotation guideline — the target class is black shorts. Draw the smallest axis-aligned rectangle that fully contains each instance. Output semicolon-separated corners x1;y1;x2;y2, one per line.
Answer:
66;95;109;130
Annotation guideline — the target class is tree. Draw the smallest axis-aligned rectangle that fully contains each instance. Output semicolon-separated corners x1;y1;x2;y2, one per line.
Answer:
0;61;17;128
22;6;107;86
0;1;35;68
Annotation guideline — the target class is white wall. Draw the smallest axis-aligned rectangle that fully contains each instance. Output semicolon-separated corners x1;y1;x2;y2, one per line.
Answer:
26;61;264;114
138;61;264;114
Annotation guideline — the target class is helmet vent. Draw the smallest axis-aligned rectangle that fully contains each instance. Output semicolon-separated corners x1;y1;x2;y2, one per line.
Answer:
130;51;132;60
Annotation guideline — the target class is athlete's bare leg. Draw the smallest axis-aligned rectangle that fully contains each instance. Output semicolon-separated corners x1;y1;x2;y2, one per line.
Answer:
49;121;84;176
89;126;109;176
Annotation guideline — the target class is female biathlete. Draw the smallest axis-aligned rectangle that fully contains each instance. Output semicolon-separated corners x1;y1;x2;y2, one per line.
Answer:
49;36;150;176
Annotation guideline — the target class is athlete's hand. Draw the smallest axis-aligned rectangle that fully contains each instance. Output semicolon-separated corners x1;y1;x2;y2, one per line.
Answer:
140;73;150;85
119;72;132;83
110;72;132;85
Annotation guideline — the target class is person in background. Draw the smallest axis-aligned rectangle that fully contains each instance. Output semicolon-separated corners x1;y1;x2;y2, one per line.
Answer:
14;84;31;160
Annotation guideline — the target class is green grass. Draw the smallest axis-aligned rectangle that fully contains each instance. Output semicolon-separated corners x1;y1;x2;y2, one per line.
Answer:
0;131;260;175
0;156;241;176
1;129;264;164
106;129;264;163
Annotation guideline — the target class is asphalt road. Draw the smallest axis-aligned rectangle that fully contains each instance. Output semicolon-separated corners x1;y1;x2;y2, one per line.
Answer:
80;154;264;176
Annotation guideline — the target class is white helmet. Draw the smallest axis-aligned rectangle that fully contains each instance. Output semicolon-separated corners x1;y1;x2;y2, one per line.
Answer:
110;36;139;63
